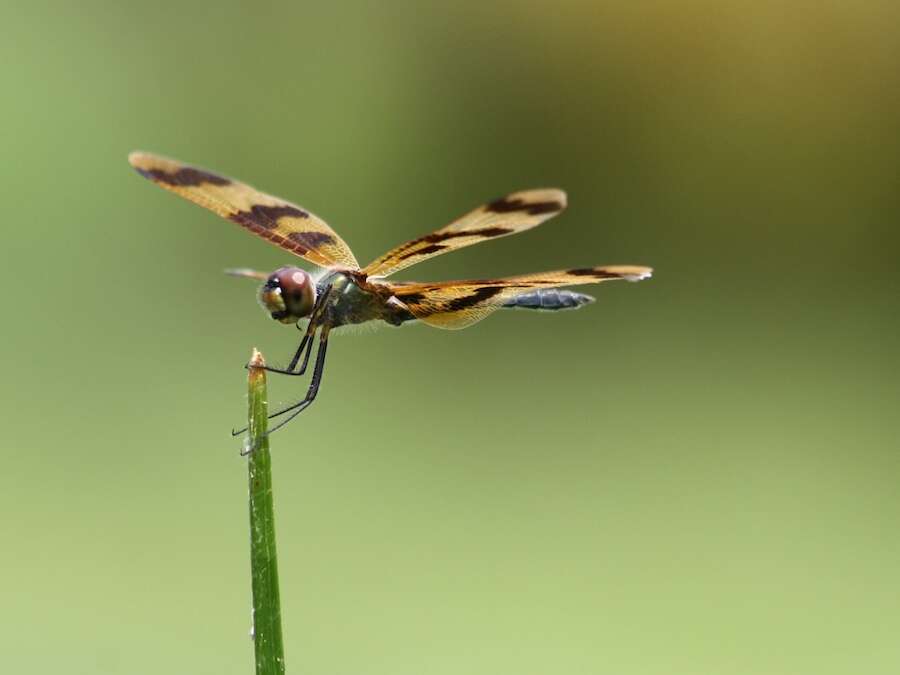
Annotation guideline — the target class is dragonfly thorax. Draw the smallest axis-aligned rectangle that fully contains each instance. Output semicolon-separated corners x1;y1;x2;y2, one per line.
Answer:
259;266;316;324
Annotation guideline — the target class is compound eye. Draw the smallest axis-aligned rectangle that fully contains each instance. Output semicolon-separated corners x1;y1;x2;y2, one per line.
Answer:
274;267;315;319
258;267;316;323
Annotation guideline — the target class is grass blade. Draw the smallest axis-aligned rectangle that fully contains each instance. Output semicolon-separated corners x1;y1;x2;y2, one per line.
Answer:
246;349;286;675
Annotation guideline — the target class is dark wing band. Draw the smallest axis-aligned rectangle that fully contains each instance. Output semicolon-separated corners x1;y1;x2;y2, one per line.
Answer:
377;265;652;329
129;152;359;270
362;188;566;278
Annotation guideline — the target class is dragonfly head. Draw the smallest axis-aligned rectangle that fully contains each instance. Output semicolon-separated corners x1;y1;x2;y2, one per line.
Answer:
258;267;316;324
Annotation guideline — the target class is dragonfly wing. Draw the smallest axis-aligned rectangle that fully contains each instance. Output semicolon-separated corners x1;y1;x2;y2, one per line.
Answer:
362;188;566;278
380;266;652;329
129;152;359;270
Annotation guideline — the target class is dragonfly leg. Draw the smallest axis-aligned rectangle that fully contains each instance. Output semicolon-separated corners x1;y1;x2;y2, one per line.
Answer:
253;329;314;376
234;327;331;443
250;284;332;377
264;328;330;433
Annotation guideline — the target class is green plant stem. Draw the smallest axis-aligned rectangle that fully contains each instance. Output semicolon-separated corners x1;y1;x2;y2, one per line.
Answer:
246;349;286;675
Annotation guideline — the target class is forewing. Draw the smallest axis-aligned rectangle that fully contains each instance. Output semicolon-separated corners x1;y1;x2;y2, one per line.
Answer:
129;152;359;270
381;265;652;329
362;188;566;278
224;268;268;281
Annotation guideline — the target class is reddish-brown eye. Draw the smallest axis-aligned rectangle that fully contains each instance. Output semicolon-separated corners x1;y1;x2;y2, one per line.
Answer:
258;266;316;323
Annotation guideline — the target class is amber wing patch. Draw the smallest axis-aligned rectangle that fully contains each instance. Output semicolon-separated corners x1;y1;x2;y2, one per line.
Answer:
379;265;652;329
128;151;359;270
362;188;567;278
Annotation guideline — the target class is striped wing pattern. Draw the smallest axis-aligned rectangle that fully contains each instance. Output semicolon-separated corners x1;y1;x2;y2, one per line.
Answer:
362;188;567;278
128;152;359;270
381;265;653;329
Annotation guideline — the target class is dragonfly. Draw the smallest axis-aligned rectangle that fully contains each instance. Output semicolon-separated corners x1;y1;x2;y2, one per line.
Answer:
129;151;652;438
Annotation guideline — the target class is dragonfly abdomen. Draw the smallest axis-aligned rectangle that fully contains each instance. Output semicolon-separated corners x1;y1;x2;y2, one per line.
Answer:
503;289;595;311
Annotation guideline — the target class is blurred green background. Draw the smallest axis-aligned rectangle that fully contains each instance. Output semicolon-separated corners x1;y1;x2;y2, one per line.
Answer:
3;1;899;673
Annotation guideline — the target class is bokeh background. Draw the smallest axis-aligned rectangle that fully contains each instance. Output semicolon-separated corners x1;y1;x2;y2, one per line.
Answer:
3;1;899;673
